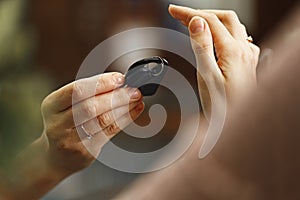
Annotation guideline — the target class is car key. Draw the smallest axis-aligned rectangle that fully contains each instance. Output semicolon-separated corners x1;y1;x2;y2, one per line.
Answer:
122;56;168;96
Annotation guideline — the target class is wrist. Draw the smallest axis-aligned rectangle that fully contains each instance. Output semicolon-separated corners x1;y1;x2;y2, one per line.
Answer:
3;134;70;199
39;133;74;179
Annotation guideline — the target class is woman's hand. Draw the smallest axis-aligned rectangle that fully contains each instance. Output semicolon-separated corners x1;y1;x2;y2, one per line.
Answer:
169;5;260;120
1;72;144;200
41;72;144;173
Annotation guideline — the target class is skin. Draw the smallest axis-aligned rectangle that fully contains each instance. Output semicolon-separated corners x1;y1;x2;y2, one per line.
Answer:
115;5;263;199
116;5;300;200
0;4;262;200
0;72;145;199
168;4;260;120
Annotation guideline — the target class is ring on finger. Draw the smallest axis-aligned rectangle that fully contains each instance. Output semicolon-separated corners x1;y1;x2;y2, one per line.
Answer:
81;124;93;140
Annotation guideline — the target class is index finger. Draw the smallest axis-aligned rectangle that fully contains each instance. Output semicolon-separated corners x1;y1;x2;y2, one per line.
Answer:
169;4;234;46
45;72;125;113
202;10;248;41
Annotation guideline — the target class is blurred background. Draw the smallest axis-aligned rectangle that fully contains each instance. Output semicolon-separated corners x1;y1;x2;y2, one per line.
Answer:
0;0;298;199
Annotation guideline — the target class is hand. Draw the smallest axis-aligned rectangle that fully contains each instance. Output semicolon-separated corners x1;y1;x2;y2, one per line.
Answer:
169;5;260;120
41;72;144;174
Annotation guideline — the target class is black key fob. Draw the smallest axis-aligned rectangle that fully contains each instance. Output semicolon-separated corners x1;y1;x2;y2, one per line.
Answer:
123;56;168;96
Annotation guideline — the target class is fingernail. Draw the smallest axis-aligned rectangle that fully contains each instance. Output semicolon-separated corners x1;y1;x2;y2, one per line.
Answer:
113;73;124;85
129;88;140;99
190;17;205;34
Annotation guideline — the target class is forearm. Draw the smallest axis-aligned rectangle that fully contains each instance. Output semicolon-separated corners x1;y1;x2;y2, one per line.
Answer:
0;134;70;200
116;151;253;200
115;119;255;200
119;39;300;200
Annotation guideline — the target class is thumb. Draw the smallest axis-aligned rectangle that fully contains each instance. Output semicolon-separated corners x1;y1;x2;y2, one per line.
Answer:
188;16;219;77
189;16;224;120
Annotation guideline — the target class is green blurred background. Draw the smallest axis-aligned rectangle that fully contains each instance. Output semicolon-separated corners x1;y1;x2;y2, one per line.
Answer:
0;0;51;167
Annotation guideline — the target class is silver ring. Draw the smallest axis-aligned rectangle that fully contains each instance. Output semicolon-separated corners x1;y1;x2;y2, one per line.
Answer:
81;124;93;139
151;56;165;77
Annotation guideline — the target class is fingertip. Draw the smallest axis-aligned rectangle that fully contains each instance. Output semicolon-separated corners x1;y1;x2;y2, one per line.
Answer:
113;71;124;76
168;4;177;18
112;72;125;86
168;3;178;10
168;4;189;20
128;87;142;100
168;4;186;10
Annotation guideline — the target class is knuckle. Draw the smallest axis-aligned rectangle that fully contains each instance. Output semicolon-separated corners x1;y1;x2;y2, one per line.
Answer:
226;10;238;20
193;42;213;55
96;76;108;91
73;82;84;101
69;146;86;157
104;122;119;136
57;141;70;151
57;141;86;156
82;100;96;118
98;112;112;127
45;123;72;142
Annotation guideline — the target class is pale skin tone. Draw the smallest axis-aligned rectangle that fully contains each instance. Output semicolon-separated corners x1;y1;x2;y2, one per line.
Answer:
0;72;145;199
116;4;263;199
0;4;262;200
168;5;260;120
116;5;300;200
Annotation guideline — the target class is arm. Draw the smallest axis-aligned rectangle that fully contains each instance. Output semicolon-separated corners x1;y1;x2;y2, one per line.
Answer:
169;5;260;120
0;72;144;199
117;5;300;200
116;5;262;199
118;36;300;200
0;135;68;200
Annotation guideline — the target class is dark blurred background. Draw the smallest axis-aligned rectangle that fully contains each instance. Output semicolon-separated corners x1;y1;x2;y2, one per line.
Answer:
0;0;298;199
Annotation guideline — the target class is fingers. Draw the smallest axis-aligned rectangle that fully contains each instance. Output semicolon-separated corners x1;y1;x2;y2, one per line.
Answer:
189;16;225;121
169;4;233;47
42;72;125;113
80;101;142;136
188;16;222;77
69;87;142;126
103;101;145;138
168;4;194;25
201;10;248;41
90;101;145;144
189;16;214;55
190;21;226;121
169;5;250;43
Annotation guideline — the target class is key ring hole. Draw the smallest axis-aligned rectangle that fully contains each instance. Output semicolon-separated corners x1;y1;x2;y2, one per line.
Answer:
146;57;164;77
